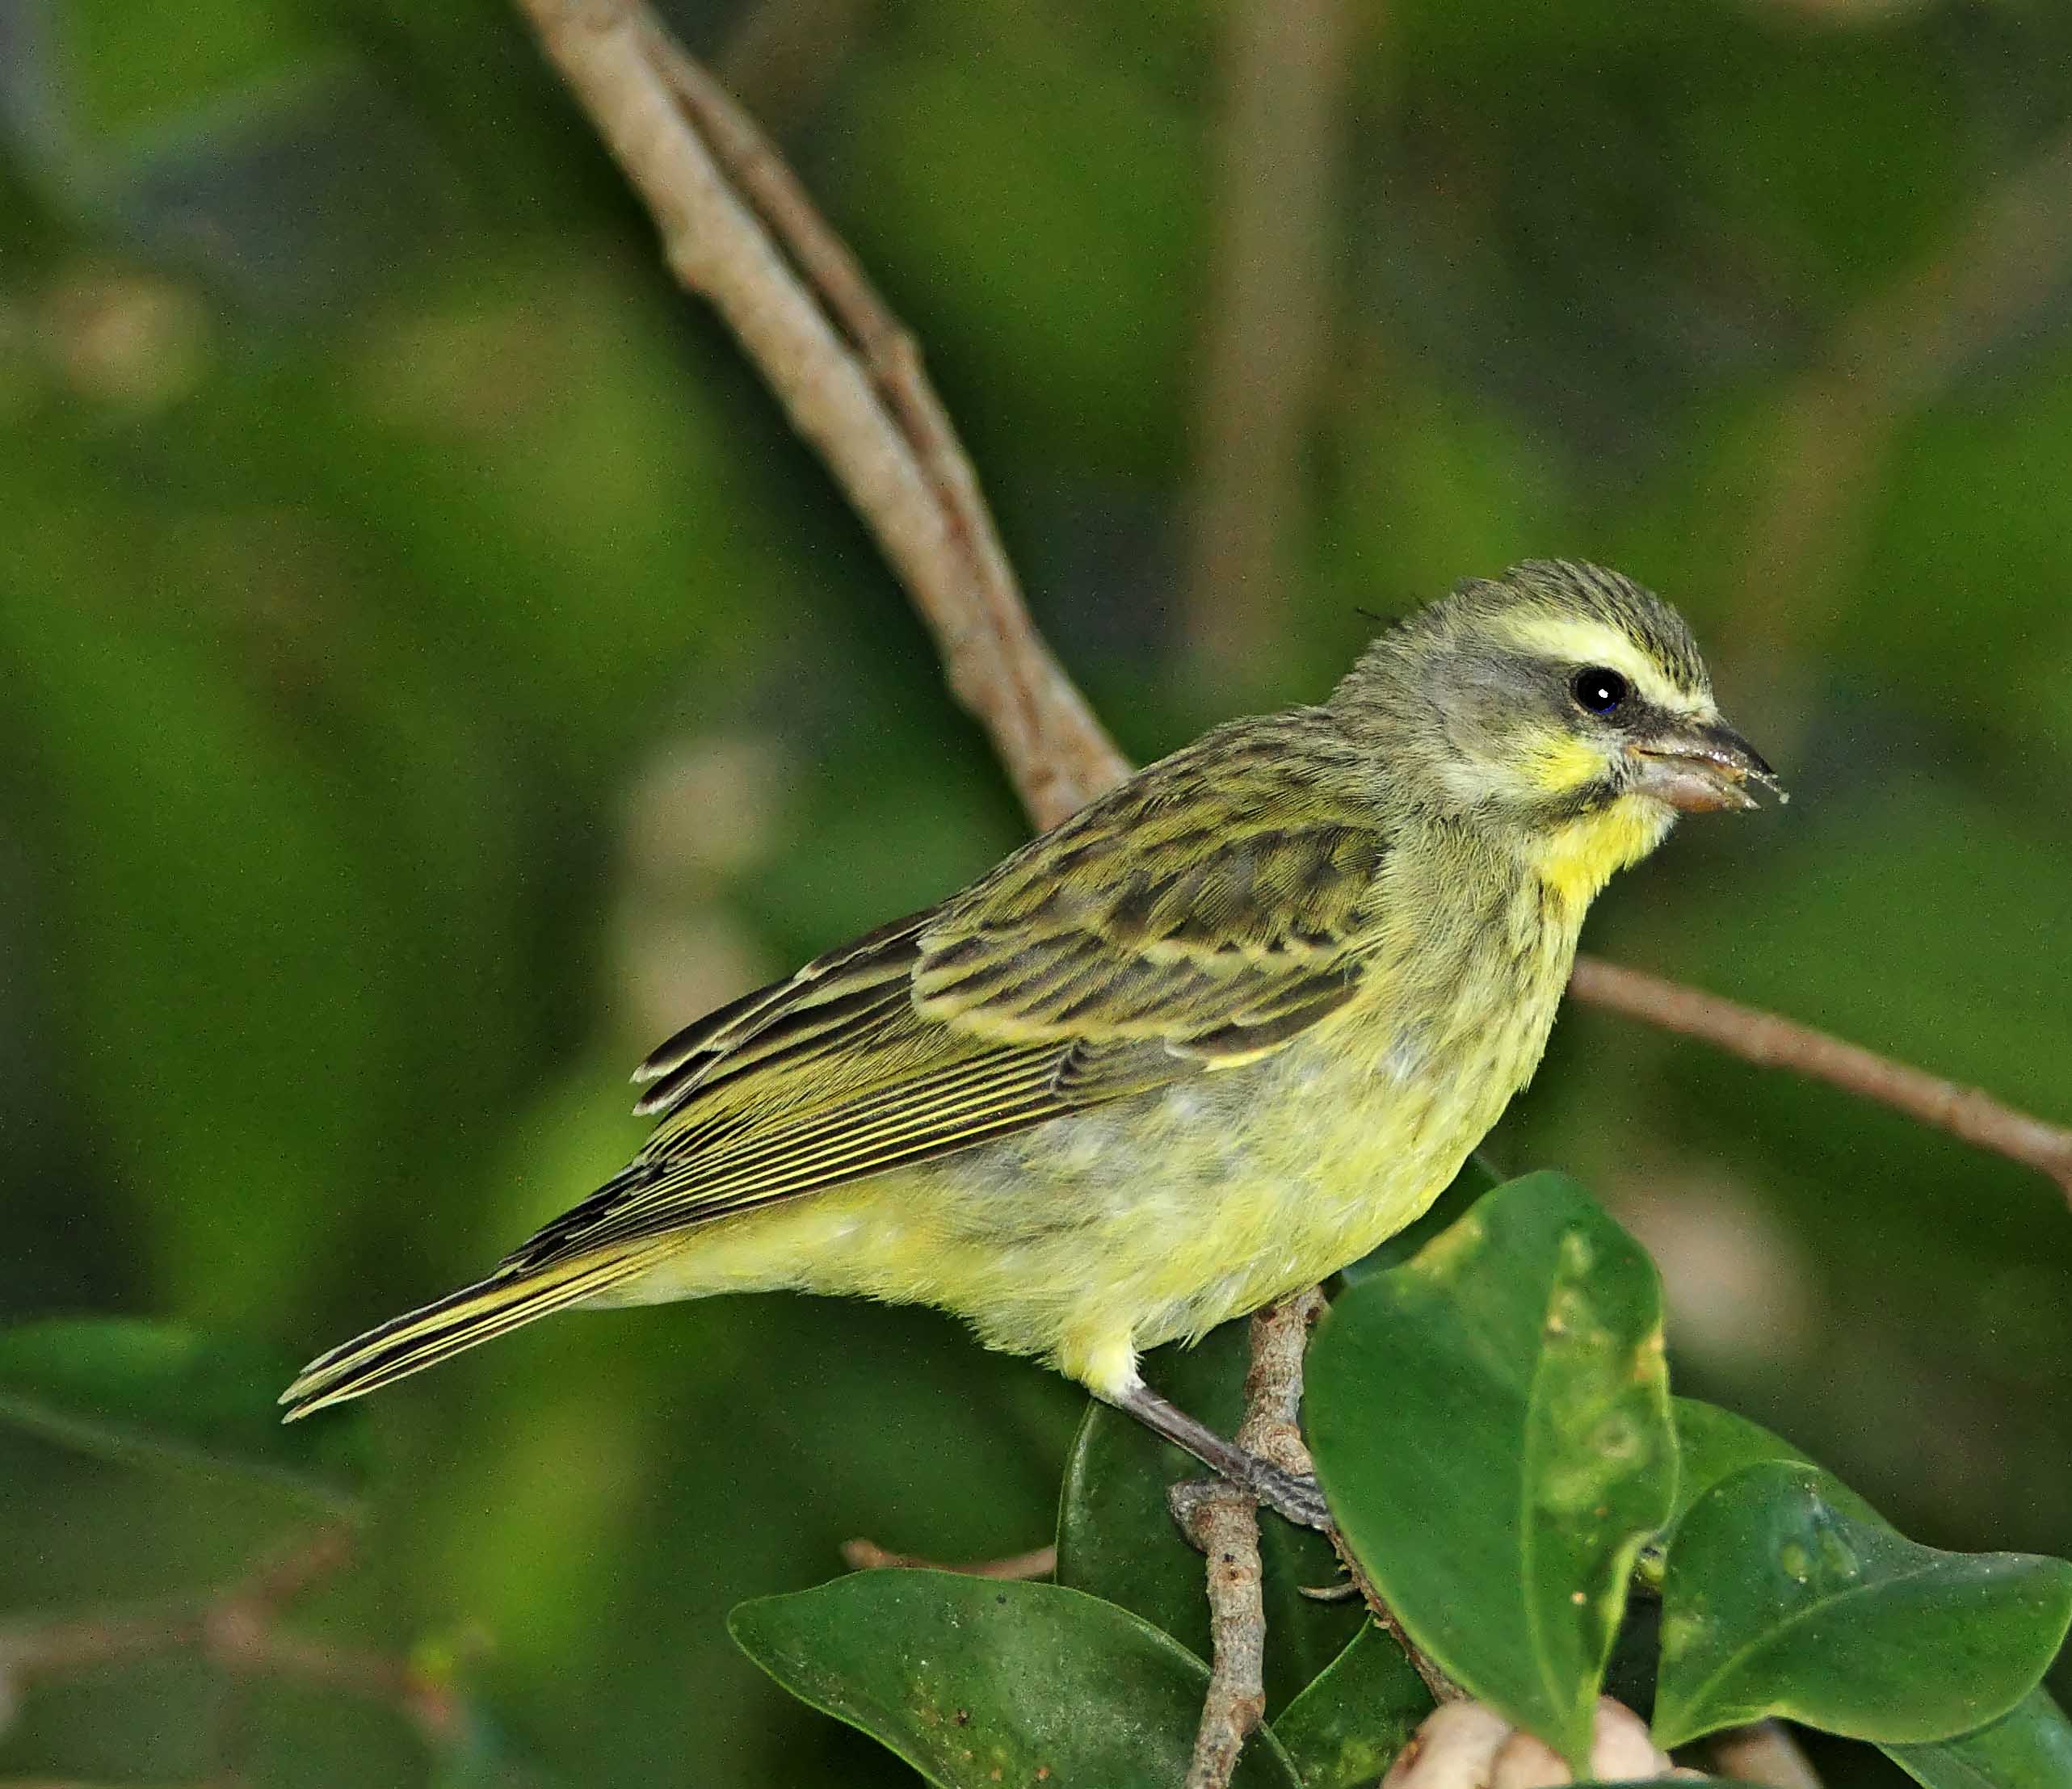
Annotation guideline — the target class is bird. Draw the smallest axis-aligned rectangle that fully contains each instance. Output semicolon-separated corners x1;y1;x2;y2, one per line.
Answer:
280;560;1781;1527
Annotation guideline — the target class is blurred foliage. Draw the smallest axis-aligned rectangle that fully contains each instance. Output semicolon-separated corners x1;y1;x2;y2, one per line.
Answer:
3;0;2072;1782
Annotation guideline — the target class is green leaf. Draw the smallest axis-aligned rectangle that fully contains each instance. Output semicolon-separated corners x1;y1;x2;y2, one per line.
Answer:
1055;1321;1360;1709
1654;1459;2072;1748
729;1572;1301;1788
1674;1403;2072;1785
1305;1173;1677;1771
1669;1399;1812;1531
1658;1398;1880;1589
1270;1624;1434;1789
1885;1690;2072;1789
0;1317;369;1509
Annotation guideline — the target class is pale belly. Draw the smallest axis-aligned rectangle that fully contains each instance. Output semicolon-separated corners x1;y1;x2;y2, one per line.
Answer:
594;971;1566;1400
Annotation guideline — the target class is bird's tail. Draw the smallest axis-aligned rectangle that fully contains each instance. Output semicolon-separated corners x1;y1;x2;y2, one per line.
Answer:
278;1247;651;1422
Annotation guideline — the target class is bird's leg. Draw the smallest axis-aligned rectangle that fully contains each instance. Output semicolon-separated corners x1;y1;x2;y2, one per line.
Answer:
1117;1381;1332;1531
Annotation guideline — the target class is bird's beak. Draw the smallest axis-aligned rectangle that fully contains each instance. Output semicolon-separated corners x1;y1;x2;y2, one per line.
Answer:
1628;717;1787;813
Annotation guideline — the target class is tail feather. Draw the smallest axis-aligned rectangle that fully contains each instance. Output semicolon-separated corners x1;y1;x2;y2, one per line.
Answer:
279;1249;649;1422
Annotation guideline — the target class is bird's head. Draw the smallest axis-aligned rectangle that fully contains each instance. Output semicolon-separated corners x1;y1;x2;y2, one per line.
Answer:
1331;560;1783;894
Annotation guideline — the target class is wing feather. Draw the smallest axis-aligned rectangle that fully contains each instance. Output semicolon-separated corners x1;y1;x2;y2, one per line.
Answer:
507;713;1389;1273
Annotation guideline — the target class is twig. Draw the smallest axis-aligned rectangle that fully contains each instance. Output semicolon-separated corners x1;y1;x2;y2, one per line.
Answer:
511;0;1124;833
1173;1478;1266;1789
1567;957;2072;1199
1183;0;1352;681
0;1526;459;1749
508;0;2072;1206
839;1539;1057;1580
1170;1290;1328;1789
1329;1543;1463;1708
1722;126;2072;704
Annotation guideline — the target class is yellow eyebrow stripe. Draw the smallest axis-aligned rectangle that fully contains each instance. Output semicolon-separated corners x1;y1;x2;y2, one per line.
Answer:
1494;613;1699;712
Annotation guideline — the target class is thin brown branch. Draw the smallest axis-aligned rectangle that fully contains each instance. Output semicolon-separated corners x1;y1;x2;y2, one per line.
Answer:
655;27;1127;826
509;0;2072;1283
1568;956;2072;1199
1330;1541;1464;1708
1173;1477;1266;1789
1184;0;1353;682
512;0;1123;832
0;1526;459;1749
1170;1290;1328;1789
1722;125;2072;708
838;1539;1057;1581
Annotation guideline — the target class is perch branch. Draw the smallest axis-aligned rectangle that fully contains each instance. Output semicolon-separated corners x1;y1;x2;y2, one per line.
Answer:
1169;1289;1327;1787
1328;1543;1464;1708
507;0;2072;1204
1172;1479;1266;1789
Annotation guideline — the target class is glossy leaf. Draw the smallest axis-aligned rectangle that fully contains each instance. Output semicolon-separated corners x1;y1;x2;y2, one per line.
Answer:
1055;1321;1360;1707
1306;1174;1676;1771
1674;1403;2072;1784
1668;1399;1813;1531
0;1317;369;1508
729;1571;1301;1788
1885;1689;2072;1789
1270;1623;1433;1789
1654;1460;2072;1747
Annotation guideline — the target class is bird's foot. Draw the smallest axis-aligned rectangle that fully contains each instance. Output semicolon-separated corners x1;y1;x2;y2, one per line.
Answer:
1168;1459;1333;1533
1118;1380;1335;1532
1241;1459;1333;1531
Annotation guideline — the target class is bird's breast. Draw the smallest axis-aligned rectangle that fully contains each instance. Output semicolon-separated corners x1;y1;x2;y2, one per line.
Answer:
847;861;1591;1364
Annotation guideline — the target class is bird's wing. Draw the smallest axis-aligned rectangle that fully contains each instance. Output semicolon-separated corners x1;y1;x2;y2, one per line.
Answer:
502;716;1386;1270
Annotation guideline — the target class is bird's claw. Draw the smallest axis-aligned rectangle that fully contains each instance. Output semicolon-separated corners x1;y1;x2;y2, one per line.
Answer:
1169;1460;1334;1534
1255;1464;1333;1531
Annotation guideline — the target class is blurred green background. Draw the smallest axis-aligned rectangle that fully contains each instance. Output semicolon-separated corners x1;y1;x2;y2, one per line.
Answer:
4;0;2072;1782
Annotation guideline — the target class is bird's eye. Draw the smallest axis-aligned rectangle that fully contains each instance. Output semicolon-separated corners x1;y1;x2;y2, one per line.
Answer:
1571;667;1629;717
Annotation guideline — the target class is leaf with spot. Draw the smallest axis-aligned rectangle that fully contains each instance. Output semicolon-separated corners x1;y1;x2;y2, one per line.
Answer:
729;1571;1301;1788
1270;1623;1434;1788
1055;1320;1360;1710
1670;1401;2072;1780
1305;1174;1677;1773
1666;1398;1813;1531
0;1317;370;1510
1653;1459;2072;1748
